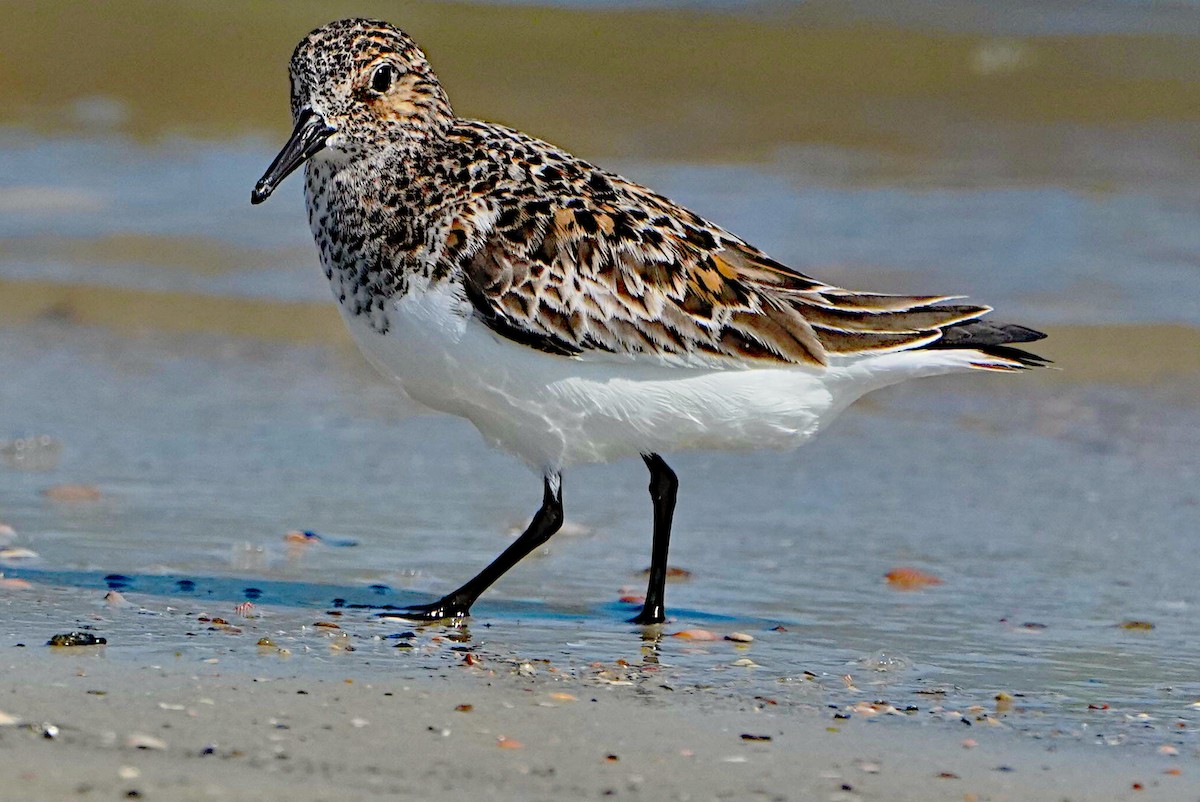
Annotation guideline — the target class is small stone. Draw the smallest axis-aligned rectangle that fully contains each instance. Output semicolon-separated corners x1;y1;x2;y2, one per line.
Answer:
48;632;106;647
725;632;754;643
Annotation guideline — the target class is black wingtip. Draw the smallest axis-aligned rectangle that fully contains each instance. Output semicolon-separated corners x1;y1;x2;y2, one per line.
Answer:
929;320;1047;349
925;319;1050;367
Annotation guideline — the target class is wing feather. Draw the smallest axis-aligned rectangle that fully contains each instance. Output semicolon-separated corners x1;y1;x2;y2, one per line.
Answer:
455;158;1003;366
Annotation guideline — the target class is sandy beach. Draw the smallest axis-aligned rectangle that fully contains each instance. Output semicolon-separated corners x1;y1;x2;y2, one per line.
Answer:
0;584;1191;802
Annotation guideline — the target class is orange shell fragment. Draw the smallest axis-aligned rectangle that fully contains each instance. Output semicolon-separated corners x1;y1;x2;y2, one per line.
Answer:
885;567;943;590
670;629;719;641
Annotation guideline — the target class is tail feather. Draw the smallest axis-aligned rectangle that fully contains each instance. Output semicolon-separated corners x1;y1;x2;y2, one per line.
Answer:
925;319;1050;370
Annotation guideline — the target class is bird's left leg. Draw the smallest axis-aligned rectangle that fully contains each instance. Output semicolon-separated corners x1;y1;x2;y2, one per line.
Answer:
629;453;678;625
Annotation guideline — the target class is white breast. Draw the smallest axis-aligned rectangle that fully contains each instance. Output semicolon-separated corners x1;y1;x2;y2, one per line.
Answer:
340;281;986;473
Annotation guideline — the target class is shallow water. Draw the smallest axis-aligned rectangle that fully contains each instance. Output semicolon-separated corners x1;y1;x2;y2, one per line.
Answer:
3;0;1200;757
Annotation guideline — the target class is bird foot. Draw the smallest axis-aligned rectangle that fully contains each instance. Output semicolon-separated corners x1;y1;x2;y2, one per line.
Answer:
627;607;666;626
378;596;472;622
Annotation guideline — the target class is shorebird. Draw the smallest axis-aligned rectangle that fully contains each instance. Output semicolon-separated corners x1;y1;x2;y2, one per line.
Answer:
251;18;1047;625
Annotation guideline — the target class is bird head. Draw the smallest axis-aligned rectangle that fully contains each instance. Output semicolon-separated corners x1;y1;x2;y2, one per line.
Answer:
252;18;452;204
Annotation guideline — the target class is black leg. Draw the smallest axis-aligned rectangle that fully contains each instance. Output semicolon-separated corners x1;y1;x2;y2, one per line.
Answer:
629;453;678;625
387;474;564;621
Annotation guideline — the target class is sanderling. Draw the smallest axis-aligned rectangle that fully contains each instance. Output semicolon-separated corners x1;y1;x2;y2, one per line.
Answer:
251;18;1047;624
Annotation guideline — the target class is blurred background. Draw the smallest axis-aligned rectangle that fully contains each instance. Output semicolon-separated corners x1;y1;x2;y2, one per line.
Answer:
2;0;1199;742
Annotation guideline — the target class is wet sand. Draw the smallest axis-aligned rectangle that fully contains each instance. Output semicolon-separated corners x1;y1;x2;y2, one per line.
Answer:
6;1;1200;165
4;274;1199;385
0;589;1189;802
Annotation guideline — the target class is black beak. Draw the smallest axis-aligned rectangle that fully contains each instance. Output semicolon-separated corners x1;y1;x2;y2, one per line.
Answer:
251;109;335;204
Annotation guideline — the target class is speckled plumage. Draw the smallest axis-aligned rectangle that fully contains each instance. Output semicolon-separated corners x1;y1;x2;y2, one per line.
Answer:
286;19;1043;369
252;18;1047;623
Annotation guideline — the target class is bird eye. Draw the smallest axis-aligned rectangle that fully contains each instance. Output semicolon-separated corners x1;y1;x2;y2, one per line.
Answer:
370;64;396;94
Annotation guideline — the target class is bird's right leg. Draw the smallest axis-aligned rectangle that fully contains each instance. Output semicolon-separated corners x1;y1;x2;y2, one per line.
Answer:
629;453;679;625
389;473;564;621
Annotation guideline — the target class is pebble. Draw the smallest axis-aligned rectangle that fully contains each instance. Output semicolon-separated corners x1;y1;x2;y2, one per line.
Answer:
725;632;754;643
48;632;107;647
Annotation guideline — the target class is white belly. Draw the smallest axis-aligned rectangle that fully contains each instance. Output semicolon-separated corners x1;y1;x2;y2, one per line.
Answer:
341;282;983;472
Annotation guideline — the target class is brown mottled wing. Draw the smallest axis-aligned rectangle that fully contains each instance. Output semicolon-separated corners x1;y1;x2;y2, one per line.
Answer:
461;180;988;367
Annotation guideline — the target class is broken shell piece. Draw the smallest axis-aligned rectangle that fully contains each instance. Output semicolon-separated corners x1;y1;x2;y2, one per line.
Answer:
670;629;718;641
640;566;692;580
884;567;942;590
0;548;39;561
104;591;131;607
127;733;167;751
725;632;754;643
42;484;102;502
